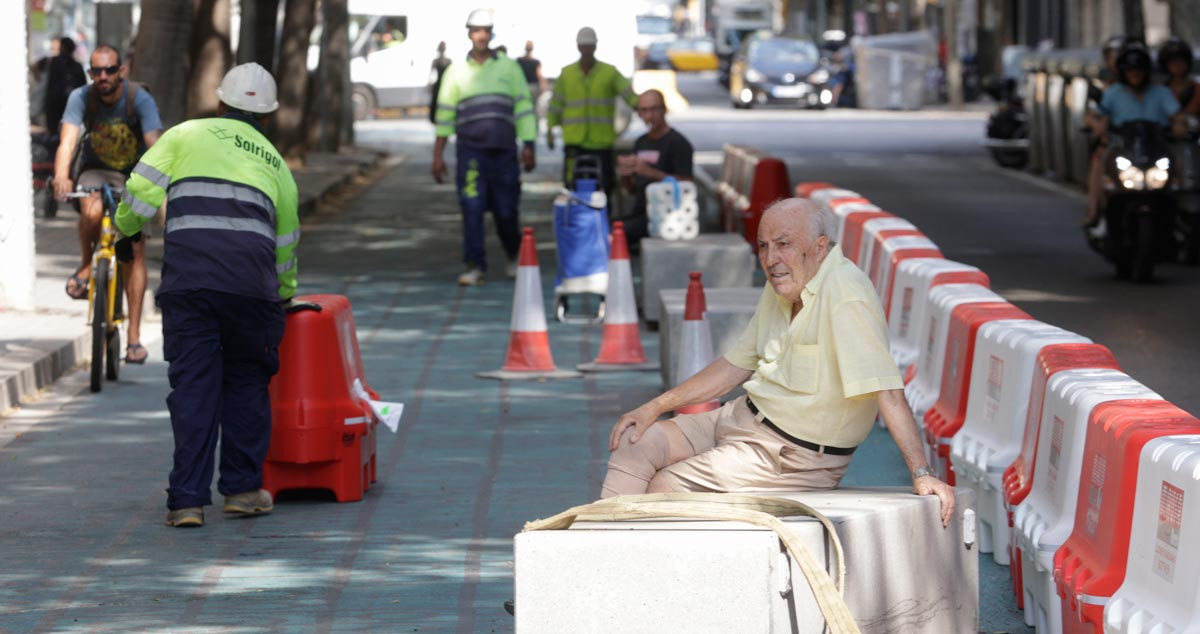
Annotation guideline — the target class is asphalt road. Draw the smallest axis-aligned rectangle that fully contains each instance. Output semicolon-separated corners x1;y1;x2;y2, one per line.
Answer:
667;72;1200;417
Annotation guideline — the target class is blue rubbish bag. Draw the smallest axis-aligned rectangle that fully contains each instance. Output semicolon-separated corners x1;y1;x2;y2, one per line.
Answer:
553;177;610;302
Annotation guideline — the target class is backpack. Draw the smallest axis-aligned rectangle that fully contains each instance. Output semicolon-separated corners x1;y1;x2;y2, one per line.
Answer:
69;80;147;178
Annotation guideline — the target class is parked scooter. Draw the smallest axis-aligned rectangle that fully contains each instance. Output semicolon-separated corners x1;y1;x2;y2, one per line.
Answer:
983;77;1029;168
1087;121;1175;282
1169;114;1200;265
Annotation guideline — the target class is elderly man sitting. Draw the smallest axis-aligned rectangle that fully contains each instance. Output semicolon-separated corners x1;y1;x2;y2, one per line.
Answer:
604;198;955;526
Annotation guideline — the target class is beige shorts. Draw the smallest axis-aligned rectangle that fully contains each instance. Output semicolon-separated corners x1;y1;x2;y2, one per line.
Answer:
658;395;853;493
77;169;153;236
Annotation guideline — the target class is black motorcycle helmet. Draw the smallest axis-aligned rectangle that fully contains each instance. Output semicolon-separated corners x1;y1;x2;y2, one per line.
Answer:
1158;36;1194;75
1115;40;1153;85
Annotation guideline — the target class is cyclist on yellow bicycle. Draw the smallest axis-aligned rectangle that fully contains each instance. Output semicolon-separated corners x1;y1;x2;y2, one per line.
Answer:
53;44;162;364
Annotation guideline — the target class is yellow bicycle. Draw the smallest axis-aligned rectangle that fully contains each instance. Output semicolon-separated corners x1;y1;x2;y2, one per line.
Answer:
64;184;125;392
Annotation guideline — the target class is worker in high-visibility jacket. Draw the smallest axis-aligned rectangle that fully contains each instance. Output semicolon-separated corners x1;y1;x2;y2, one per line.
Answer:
546;26;638;199
113;63;299;528
433;8;536;287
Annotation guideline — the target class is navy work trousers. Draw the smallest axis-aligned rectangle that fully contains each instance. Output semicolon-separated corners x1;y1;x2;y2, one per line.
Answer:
456;145;521;271
159;290;285;510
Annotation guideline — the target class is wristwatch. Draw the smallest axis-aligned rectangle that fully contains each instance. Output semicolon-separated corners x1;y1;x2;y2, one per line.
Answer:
911;465;936;480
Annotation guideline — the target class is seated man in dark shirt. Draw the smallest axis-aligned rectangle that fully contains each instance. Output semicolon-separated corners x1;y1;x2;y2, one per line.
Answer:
616;89;694;244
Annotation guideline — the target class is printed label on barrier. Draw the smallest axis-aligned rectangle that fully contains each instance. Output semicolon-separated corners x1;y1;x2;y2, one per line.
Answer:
984;355;1004;424
947;340;961;384
1153;481;1184;582
1085;454;1107;536
899;288;914;337
1048;416;1065;485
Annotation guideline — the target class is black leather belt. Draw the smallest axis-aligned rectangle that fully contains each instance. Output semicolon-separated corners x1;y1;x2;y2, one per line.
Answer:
745;397;857;456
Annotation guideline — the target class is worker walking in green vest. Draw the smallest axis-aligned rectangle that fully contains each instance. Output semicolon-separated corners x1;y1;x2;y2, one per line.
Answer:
546;27;638;200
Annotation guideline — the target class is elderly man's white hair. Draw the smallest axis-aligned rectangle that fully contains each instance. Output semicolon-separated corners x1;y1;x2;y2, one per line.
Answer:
761;198;838;246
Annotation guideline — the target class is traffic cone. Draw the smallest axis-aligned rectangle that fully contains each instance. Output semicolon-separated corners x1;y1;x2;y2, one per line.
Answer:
578;222;659;372
675;272;720;415
477;228;580;381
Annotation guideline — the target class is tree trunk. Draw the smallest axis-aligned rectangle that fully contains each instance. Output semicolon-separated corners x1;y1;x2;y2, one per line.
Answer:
129;0;194;128
272;0;316;162
237;0;280;69
306;0;352;151
187;0;232;119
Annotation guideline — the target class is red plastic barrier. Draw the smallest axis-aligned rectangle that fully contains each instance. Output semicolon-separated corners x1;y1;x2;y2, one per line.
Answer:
1053;400;1200;633
923;301;1031;485
744;158;791;250
868;228;924;272
264;294;379;502
840;209;892;265
877;240;943;317
1001;344;1119;607
794;181;835;198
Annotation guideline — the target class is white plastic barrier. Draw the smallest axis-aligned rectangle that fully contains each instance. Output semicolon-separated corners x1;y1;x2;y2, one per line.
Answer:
949;320;1090;566
1012;369;1159;632
1105;435;1200;634
809;187;861;213
870;235;940;306
904;283;1001;427
857;216;916;271
887;259;986;374
830;201;881;246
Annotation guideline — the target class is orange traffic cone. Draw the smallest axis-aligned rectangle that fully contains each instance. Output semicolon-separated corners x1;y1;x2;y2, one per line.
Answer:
675;272;720;415
477;228;580;381
578;222;658;372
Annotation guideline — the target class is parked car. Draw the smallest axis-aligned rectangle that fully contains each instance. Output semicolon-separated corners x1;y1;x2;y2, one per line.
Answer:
642;41;673;70
729;34;832;109
667;37;719;72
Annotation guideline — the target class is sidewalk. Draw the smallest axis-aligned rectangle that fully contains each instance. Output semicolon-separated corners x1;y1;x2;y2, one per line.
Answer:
0;149;385;414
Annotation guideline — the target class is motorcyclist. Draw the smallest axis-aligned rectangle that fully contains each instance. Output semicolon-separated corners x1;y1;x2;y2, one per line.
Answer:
1160;37;1200;118
1082;36;1125;228
1084;40;1184;234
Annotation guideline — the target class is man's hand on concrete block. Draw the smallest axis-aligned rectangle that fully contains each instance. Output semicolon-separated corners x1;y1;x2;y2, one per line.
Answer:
913;474;956;527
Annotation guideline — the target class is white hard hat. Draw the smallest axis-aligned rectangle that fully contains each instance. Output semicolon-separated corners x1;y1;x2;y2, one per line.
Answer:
466;8;493;28
577;27;598;46
216;62;279;113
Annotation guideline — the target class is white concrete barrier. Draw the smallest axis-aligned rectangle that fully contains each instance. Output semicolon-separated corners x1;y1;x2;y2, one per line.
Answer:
904;283;1001;427
638;235;756;324
1105;435;1200;634
1011;369;1159;632
949;320;1090;566
857;217;916;271
513;488;978;634
659;286;762;388
886;259;987;375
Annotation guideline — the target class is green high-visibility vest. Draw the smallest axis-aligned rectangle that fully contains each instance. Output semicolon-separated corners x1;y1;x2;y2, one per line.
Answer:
547;60;637;150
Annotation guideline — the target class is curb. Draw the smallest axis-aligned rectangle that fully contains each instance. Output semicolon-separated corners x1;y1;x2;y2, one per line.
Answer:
1;149;388;416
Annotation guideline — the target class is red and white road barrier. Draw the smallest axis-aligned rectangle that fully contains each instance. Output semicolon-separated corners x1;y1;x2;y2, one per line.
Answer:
579;222;658;372
886;258;989;375
478;228;580;381
714;144;790;249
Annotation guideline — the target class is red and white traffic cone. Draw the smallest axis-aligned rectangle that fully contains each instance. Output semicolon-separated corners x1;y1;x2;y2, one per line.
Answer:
477;227;580;380
675;271;720;415
578;222;659;372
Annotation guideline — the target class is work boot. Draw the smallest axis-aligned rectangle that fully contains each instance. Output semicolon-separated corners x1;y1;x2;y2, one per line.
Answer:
223;489;274;516
458;267;484;286
165;507;204;527
504;599;515;616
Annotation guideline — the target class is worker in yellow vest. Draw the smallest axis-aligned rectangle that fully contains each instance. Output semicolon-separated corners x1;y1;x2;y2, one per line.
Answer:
546;27;637;199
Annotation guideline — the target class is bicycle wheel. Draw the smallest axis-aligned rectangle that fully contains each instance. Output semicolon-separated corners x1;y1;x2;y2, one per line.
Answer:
106;261;123;381
90;260;109;393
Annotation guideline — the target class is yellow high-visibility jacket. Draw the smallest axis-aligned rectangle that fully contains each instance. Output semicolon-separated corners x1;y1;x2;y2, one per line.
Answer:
547;60;637;150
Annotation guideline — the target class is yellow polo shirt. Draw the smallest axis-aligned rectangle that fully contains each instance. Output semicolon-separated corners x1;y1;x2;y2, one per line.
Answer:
724;244;903;448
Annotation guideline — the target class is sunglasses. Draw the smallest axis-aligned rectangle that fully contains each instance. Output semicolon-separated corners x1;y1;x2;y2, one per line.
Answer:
88;65;121;77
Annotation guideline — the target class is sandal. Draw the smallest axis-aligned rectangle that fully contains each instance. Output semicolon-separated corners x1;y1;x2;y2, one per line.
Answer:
65;271;89;300
125;343;148;365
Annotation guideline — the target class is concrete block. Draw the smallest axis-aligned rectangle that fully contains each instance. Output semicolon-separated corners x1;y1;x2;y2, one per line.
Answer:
514;487;979;634
639;235;756;324
659;286;762;388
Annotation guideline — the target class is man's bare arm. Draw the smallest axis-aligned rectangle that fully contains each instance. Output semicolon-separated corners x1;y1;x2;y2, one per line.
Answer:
53;122;81;199
877;388;956;527
609;357;751;450
143;129;162;147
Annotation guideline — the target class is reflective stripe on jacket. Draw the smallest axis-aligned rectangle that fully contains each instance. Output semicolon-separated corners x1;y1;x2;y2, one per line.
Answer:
435;51;535;150
547;60;637;149
114;115;300;301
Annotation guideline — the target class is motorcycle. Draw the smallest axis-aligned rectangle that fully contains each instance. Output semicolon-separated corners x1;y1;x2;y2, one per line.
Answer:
983;77;1029;169
1087;121;1175;282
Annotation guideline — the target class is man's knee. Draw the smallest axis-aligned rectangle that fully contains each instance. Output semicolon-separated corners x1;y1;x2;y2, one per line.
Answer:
608;425;673;477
